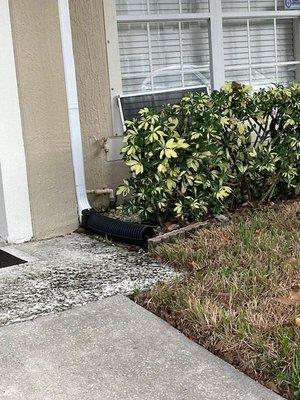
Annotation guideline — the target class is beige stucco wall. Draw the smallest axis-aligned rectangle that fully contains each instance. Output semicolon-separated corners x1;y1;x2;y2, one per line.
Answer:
69;0;128;209
9;0;78;239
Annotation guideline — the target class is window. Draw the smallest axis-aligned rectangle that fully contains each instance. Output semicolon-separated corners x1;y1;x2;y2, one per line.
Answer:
113;0;300;95
223;1;299;88
116;1;210;94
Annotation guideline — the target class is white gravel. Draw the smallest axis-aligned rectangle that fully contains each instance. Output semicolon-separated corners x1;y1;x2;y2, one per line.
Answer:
0;233;177;327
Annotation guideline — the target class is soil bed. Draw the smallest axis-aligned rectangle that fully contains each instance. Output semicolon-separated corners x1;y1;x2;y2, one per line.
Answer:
134;199;300;400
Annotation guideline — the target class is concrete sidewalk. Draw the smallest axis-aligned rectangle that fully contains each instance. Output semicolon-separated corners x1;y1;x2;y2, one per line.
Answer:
0;233;177;327
0;295;283;400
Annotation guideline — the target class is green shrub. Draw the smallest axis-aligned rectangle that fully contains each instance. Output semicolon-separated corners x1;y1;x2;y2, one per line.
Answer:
117;82;300;224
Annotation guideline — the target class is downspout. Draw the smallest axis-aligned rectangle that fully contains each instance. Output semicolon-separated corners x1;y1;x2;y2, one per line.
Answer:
58;0;90;217
57;0;154;248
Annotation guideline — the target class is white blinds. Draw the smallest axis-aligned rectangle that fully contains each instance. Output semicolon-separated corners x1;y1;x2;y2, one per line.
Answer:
224;18;296;87
116;0;209;15
116;0;298;94
118;20;210;93
222;0;285;11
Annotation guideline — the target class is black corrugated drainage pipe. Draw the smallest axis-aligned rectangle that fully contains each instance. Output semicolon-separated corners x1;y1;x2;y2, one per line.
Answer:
82;210;155;248
58;0;155;249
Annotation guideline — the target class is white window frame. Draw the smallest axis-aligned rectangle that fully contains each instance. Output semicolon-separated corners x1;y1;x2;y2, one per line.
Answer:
104;0;300;136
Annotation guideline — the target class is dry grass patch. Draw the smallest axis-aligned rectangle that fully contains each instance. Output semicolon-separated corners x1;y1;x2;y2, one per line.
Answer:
135;200;300;399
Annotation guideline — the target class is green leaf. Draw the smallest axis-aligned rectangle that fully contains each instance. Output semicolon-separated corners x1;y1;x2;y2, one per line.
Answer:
165;148;178;159
216;186;233;200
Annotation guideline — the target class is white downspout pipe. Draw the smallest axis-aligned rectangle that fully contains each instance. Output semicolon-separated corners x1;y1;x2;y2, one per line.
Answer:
58;0;91;220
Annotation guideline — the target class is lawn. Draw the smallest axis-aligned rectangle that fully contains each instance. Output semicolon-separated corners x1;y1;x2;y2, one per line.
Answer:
135;199;300;399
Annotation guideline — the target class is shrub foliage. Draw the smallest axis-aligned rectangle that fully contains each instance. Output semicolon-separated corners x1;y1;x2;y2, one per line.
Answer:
117;82;300;224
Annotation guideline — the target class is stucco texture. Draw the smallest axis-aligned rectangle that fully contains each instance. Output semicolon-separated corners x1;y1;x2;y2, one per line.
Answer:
69;0;129;209
9;0;78;239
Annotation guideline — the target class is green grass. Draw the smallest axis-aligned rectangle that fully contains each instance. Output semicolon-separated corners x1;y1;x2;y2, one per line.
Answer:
135;200;300;399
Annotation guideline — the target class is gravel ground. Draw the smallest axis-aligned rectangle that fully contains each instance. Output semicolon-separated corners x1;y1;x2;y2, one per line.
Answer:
0;233;177;327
